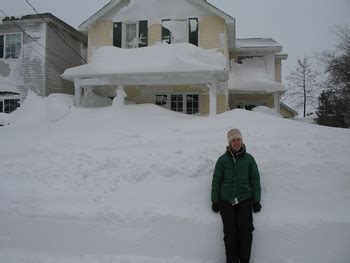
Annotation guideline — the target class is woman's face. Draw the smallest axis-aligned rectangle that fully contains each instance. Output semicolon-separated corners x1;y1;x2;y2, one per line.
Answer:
230;138;242;152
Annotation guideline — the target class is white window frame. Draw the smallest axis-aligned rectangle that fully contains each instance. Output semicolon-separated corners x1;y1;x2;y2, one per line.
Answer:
0;92;21;113
122;21;139;49
0;32;23;59
154;92;201;115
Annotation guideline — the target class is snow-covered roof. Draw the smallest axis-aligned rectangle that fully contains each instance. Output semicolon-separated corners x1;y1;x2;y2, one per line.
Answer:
79;0;234;33
62;43;228;82
236;38;282;53
0;79;19;93
228;58;285;93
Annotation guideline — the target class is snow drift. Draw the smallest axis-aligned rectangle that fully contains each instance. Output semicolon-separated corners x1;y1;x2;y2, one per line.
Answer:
0;93;349;263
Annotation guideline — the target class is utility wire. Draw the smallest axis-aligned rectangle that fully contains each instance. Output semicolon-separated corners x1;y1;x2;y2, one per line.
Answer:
0;9;46;60
25;0;87;63
0;9;85;67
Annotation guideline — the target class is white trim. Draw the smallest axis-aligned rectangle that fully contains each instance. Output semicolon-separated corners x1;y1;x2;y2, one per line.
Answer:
154;91;201;115
0;32;23;59
0;94;21;113
122;21;139;49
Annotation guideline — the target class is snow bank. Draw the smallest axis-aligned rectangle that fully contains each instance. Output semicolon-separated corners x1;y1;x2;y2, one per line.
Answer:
62;43;227;81
9;91;46;125
1;102;350;263
252;106;282;118
0;113;10;126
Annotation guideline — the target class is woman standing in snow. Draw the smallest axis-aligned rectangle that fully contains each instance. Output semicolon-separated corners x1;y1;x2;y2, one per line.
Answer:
211;128;261;263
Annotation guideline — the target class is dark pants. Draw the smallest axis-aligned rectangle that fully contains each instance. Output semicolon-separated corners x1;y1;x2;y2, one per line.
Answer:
220;199;254;263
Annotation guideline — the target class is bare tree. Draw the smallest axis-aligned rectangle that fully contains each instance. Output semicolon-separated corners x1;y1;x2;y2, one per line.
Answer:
316;26;350;127
285;56;320;117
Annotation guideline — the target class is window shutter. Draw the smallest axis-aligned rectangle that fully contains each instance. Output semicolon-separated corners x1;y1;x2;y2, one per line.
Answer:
138;20;148;47
113;22;122;48
189;18;198;46
162;19;171;44
0;35;3;58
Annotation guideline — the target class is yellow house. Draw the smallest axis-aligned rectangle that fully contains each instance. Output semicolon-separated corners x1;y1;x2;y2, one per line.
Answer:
63;0;295;117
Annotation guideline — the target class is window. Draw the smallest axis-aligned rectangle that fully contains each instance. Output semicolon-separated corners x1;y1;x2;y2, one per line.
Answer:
4;99;20;113
155;93;200;115
186;94;199;114
0;92;20;113
124;22;138;49
155;95;168;106
0;33;22;59
162;18;198;45
171;94;183;112
237;55;263;64
113;21;148;48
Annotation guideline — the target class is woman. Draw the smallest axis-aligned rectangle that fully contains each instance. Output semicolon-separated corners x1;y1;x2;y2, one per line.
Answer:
211;128;262;263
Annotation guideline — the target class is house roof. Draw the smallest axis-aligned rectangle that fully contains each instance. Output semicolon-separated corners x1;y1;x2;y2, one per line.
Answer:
79;0;235;33
236;38;283;53
280;102;298;115
1;13;87;41
62;43;228;82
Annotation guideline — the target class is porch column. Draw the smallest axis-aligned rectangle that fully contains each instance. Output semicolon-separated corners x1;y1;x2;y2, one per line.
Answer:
210;81;218;116
113;85;126;107
74;78;82;106
273;92;280;113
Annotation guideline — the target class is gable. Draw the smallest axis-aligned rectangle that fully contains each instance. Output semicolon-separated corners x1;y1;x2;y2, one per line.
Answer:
106;0;212;22
79;0;234;32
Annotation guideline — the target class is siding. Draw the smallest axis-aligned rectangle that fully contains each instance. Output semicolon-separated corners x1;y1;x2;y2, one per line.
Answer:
199;16;227;55
149;23;162;46
0;20;46;101
275;58;282;83
88;20;113;62
45;21;87;96
280;106;295;118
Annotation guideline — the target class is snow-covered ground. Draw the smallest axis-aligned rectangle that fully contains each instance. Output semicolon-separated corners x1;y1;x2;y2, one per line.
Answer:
0;93;349;263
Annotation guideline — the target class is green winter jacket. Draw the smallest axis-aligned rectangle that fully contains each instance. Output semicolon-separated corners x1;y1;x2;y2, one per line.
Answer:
211;145;261;203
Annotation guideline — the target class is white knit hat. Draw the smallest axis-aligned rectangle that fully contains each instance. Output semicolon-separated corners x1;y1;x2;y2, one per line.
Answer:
227;128;243;144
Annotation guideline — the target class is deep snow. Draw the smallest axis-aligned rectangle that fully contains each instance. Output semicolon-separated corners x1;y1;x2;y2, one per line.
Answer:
0;93;349;263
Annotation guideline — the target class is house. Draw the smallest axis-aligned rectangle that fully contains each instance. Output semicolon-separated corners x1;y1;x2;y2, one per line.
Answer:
63;0;295;117
0;13;87;113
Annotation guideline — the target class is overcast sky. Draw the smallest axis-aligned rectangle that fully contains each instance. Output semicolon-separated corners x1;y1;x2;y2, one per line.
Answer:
2;0;350;82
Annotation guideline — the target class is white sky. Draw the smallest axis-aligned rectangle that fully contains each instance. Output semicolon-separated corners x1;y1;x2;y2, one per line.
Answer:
2;0;350;82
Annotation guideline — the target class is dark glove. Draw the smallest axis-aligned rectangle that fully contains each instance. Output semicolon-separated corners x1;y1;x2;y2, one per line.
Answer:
212;202;220;213
253;202;262;213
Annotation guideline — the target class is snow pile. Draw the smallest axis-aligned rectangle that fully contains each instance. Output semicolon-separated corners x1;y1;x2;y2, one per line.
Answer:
45;93;74;122
229;58;285;92
1;97;350;263
9;91;46;125
62;43;227;80
0;113;10;126
252;106;282;118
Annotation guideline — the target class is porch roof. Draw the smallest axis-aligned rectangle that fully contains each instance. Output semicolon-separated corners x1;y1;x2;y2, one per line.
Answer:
228;58;285;93
62;43;228;84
